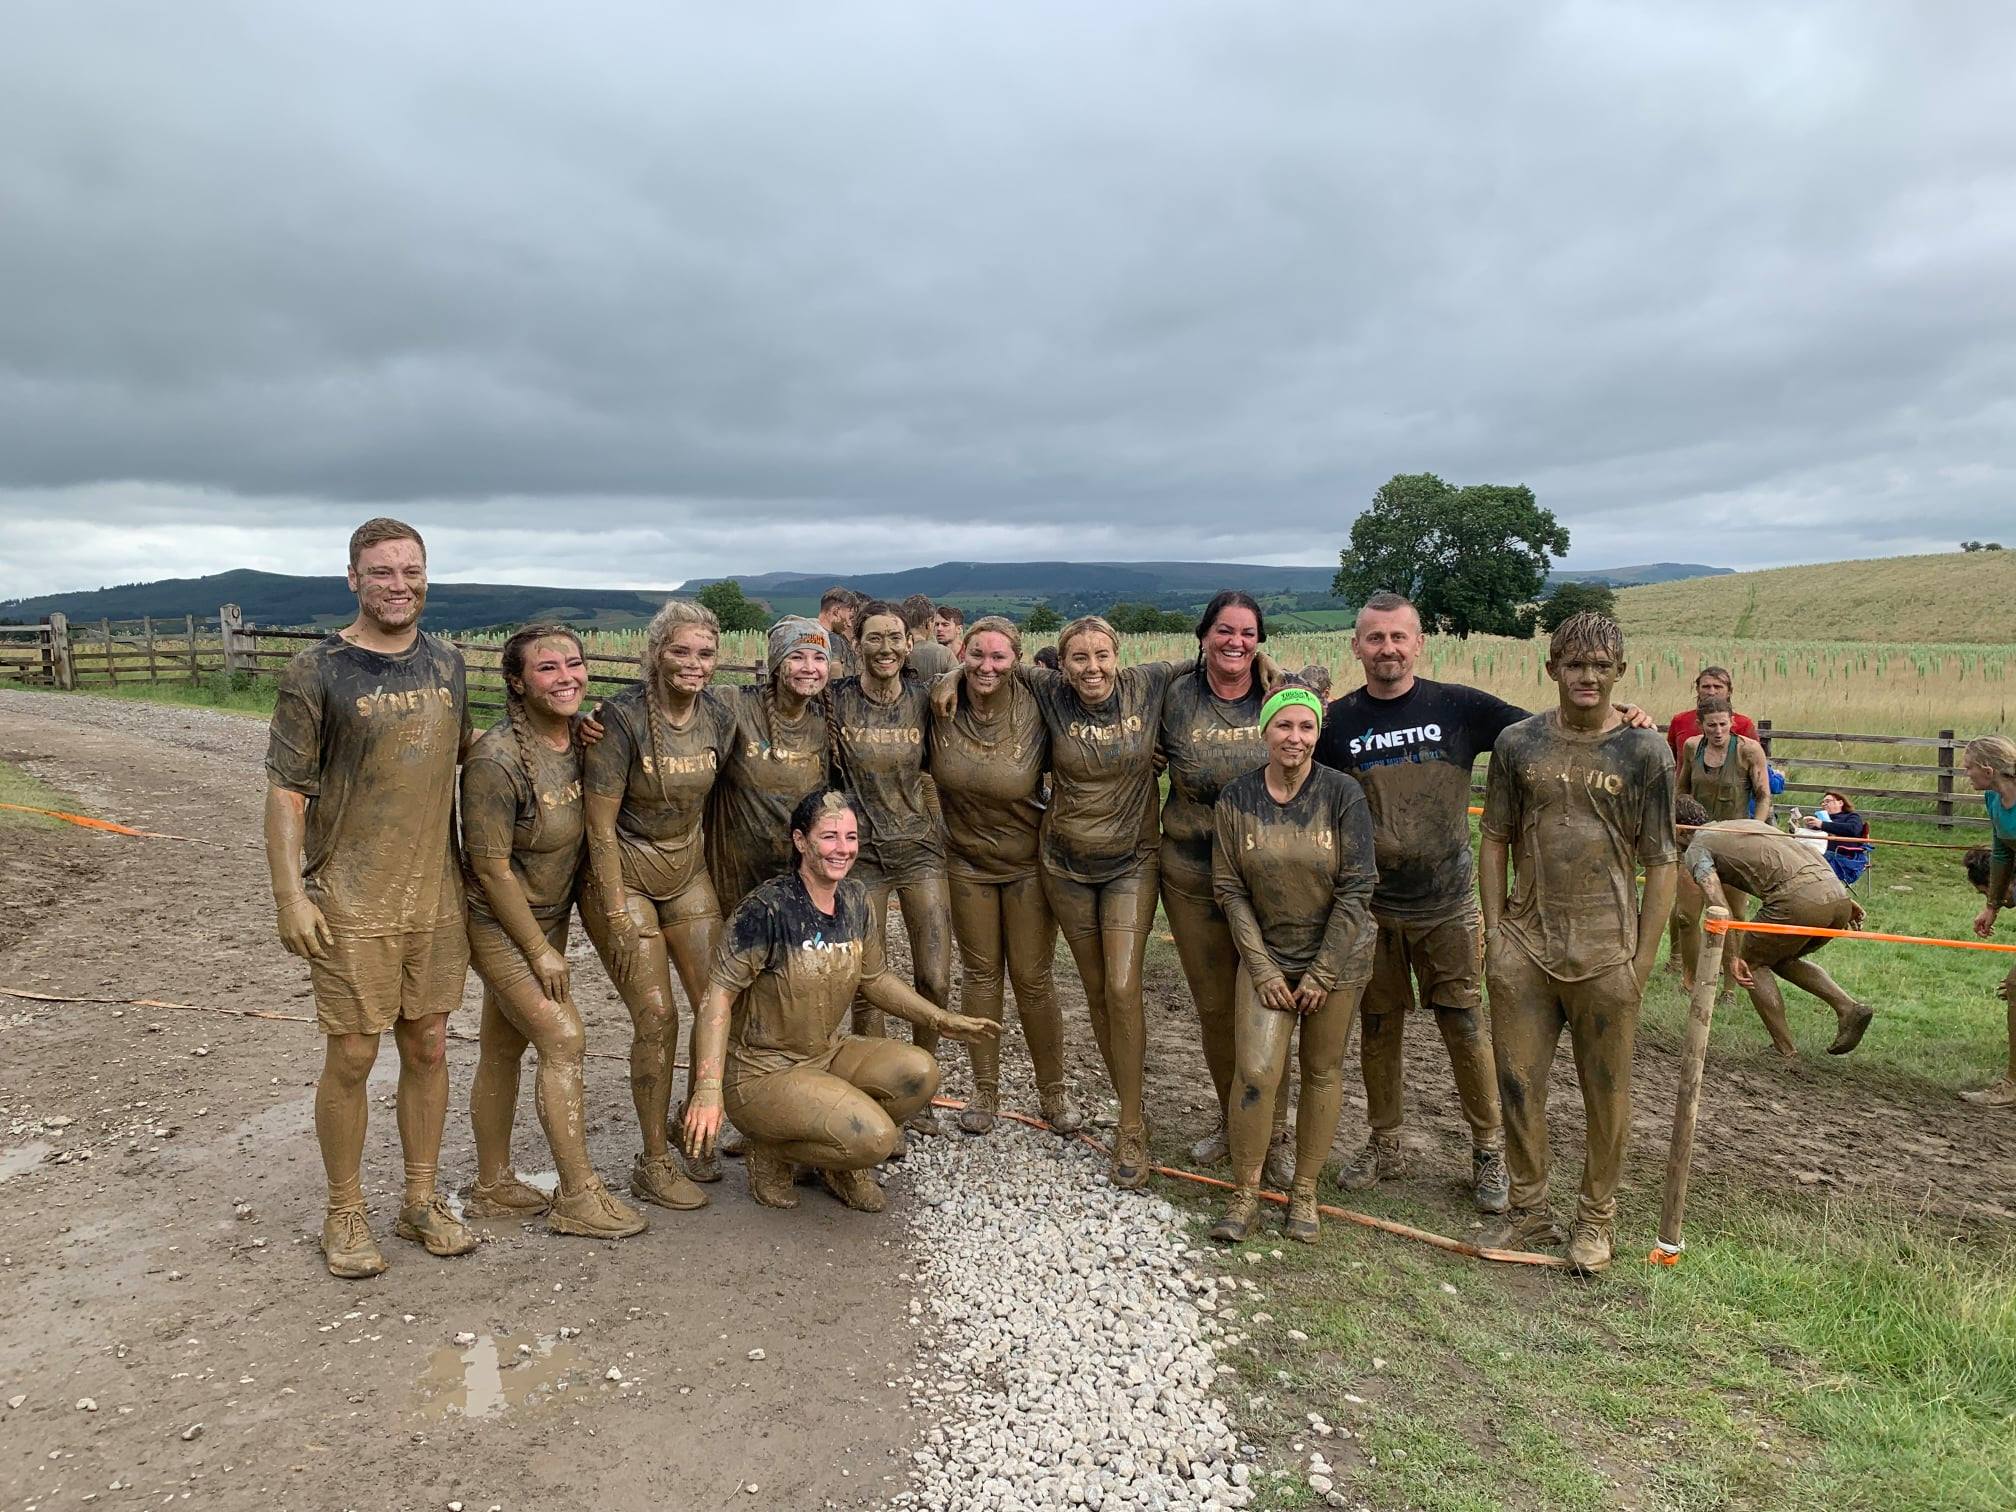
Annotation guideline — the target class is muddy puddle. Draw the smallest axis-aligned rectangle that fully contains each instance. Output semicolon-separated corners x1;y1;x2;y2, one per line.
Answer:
412;1332;587;1420
0;1141;51;1182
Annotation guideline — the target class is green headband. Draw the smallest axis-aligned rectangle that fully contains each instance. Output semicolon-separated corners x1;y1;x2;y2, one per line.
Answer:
1260;687;1324;731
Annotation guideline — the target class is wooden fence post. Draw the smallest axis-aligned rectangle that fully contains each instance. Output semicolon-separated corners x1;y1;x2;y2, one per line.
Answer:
143;615;158;683
1755;717;1772;760
100;618;116;686
47;613;72;689
1937;728;1956;829
219;604;244;675
184;614;199;681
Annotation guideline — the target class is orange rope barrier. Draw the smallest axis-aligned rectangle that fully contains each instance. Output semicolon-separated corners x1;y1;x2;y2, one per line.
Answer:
0;801;249;849
1703;919;2016;953
1463;805;1977;852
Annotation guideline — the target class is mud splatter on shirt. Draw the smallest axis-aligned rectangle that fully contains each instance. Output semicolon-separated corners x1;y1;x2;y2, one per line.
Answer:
583;682;735;900
461;722;584;922
1212;765;1377;989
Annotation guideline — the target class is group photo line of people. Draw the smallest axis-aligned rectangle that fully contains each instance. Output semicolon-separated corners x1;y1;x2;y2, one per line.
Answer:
267;517;2016;1282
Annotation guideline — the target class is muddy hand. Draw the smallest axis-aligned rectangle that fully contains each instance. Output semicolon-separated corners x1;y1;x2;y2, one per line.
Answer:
1974;906;1997;940
1731;957;1756;988
1848;900;1867;931
1615;703;1656;730
682;1089;724;1158
930;670;961;719
606;911;641;983
1291;981;1328;1015
576;702;608;746
531;944;570;1003
939;1013;999;1044
1258;977;1297;1013
276;897;333;960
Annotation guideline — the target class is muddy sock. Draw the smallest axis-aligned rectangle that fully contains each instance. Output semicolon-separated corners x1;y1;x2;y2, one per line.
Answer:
326;1171;366;1213
402;1158;437;1208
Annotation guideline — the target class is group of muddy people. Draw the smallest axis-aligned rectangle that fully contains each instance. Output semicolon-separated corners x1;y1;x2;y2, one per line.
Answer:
266;517;2016;1283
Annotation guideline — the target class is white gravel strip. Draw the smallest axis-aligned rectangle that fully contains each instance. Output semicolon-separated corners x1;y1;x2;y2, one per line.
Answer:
887;1125;1256;1511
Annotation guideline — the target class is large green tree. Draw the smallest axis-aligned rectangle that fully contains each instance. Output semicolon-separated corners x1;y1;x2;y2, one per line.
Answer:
1022;602;1063;633
1332;473;1570;638
693;579;768;632
1538;580;1618;633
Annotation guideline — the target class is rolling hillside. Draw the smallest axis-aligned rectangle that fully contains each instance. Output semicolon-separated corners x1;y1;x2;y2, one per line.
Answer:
1617;550;2015;642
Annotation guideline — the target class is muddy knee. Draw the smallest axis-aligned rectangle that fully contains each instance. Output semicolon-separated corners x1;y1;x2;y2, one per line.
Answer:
543;1014;587;1066
323;1035;379;1087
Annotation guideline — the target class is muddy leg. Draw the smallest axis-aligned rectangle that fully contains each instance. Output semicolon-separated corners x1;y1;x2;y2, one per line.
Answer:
1294;983;1362;1183
1434;1004;1504;1150
1162;879;1239;1114
1226;966;1293;1188
852;880;894;1039
469;991;529;1188
1095;866;1157;1134
1487;947;1566;1216
895;877;953;1058
949;877;1005;1113
582;894;679;1159
316;1032;379;1211
392;1012;452;1206
1562;964;1641;1227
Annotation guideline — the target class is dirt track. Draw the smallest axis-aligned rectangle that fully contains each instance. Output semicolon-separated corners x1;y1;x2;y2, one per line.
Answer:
5;687;2014;1510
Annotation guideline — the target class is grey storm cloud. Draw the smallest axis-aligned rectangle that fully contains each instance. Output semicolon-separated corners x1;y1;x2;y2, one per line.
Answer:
3;0;2014;596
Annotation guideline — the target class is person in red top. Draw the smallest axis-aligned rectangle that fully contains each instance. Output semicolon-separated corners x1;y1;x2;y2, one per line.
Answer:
1665;665;1757;759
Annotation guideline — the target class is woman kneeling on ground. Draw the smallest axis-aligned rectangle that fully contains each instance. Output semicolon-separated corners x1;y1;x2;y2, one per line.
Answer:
462;625;648;1239
680;789;998;1210
1208;684;1377;1245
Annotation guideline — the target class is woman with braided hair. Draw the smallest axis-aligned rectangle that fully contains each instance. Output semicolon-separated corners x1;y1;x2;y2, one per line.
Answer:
580;599;735;1205
461;625;649;1238
1960;734;2016;1108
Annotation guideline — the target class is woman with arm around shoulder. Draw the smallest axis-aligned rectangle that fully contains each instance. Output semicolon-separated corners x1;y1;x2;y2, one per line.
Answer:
1207;683;1377;1245
929;615;1077;1134
462;625;648;1239
680;790;997;1210
1960;735;2016;1107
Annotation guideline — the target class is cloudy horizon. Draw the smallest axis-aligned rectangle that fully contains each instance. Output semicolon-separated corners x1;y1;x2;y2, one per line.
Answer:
4;2;2012;599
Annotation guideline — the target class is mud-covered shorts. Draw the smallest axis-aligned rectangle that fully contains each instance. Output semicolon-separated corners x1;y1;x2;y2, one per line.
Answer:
1363;905;1484;1016
1742;891;1856;973
311;924;469;1035
466;911;567;1002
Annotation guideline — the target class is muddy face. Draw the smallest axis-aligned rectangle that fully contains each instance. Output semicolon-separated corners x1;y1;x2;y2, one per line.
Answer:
515;637;587;721
858;613;909;683
657;625;718;700
347;538;428;634
963;630;1016;697
1700;709;1733;750
1264;704;1318;777
1202;606;1259;688
778;646;830;702
794;806;860;887
933;612;960;647
1547;650;1624;713
1352;604;1422;694
1061;629;1118;705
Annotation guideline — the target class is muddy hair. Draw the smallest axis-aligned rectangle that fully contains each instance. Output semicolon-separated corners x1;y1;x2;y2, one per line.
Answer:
1695;695;1733;719
789;787;860;847
1297;663;1333;698
1694;664;1735;691
347;515;426;569
1673;794;1710;829
1547;610;1624;665
1056;614;1119;662
1192;590;1268;685
640;599;720;804
500;623;585;793
1964;845;1993;891
1964;733;2016;780
855;599;907;639
935;604;966;628
963;614;1023;660
819;585;854;613
899;593;936;633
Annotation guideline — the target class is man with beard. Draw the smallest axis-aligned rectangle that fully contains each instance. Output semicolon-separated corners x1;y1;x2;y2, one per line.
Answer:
265;518;480;1278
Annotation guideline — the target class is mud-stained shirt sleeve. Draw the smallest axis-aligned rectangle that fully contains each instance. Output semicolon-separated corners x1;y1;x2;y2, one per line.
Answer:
583;694;638;799
853;885;890;995
709;891;779;997
264;651;326;795
460;752;526;862
1635;736;1679;866
1306;776;1378;991
1211;798;1281;987
1682;834;1718;885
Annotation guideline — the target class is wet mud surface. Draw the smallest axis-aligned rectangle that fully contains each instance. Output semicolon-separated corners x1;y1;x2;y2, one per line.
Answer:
0;691;916;1511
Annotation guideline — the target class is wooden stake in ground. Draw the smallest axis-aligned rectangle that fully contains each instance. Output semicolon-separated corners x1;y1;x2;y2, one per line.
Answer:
1654;904;1729;1263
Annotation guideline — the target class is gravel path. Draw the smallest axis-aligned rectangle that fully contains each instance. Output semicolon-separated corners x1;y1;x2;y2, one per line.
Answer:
0;687;269;764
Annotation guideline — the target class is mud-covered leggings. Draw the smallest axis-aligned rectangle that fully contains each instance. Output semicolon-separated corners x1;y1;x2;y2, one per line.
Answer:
949;873;1067;1099
580;873;721;1159
468;914;596;1197
727;1037;941;1169
1044;856;1158;1135
1228;966;1362;1192
1161;870;1290;1138
852;874;952;1058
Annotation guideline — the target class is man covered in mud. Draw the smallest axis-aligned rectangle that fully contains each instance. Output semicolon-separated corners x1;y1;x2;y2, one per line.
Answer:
818;585;861;679
1480;611;1676;1273
903;594;956;680
264;517;479;1279
1670;794;1873;1058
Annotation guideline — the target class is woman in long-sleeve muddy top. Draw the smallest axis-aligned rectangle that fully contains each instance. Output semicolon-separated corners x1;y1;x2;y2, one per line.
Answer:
578;599;735;1203
1208;684;1377;1246
461;624;650;1240
680;789;997;1212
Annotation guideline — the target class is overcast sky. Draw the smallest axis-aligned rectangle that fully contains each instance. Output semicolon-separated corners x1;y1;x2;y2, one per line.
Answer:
3;2;2012;598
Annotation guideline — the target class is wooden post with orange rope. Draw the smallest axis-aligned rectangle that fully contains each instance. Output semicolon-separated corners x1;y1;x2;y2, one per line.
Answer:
1651;905;1728;1265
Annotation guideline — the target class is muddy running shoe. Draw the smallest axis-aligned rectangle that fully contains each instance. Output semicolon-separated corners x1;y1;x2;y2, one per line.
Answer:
819;1166;888;1213
745;1143;800;1209
1262;1131;1296;1191
958;1087;998;1135
1336;1130;1404;1192
906;1105;947;1138
460;1172;552;1219
1111;1123;1152;1189
1485;1207;1566;1252
321;1208;388;1280
682;1146;723;1184
1209;1188;1260;1244
1189;1117;1230;1165
1959;1076;2016;1108
547;1181;649;1240
1827;1002;1875;1056
1566;1219;1614;1276
631;1152;709;1211
395;1195;479;1258
1472;1147;1511;1214
1284;1185;1321;1245
1040;1085;1085;1135
718;1123;748;1158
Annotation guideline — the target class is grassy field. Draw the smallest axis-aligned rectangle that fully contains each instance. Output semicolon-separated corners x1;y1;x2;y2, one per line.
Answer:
1617;550;2016;644
0;758;71;829
1147;821;2016;1511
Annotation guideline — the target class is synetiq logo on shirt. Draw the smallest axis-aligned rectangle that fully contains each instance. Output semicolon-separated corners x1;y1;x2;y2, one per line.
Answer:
1346;723;1444;758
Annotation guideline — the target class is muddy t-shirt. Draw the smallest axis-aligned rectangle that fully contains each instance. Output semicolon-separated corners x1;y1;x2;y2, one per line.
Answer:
1683;736;1760;822
929;681;1050;885
265;632;469;936
711;872;883;1082
707;685;833;911
1158;667;1267;894
1029;661;1179;885
826;633;861;680
460;723;584;923
1212;766;1377;989
907;639;956;681
1482;713;1677;981
1315;678;1526;923
828;676;945;877
584;682;736;900
1684;819;1843;911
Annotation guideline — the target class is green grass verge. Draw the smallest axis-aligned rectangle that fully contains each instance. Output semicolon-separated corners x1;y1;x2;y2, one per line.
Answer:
4;673;278;717
0;759;71;828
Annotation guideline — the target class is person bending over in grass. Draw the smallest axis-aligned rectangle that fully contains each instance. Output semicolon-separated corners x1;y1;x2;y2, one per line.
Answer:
1958;735;2016;1108
1671;795;1873;1058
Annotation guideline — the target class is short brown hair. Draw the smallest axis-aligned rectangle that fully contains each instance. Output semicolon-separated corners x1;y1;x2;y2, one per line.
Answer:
1694;664;1733;691
348;516;426;570
899;594;936;632
819;586;853;614
934;604;966;628
1548;610;1623;665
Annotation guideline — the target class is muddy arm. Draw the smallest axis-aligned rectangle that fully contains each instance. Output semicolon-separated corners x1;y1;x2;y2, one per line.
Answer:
263;785;331;959
1636;862;1679;989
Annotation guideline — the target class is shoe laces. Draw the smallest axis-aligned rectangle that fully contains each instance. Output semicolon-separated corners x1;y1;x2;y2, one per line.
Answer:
329;1208;371;1248
416;1194;459;1227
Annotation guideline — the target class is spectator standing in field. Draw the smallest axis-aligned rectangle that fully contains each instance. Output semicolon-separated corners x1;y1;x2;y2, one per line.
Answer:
1480;611;1676;1273
264;517;479;1279
1671;795;1873;1057
1798;791;1870;887
1959;735;2016;1108
932;604;965;652
903;594;957;679
1665;665;1757;761
818;586;860;678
